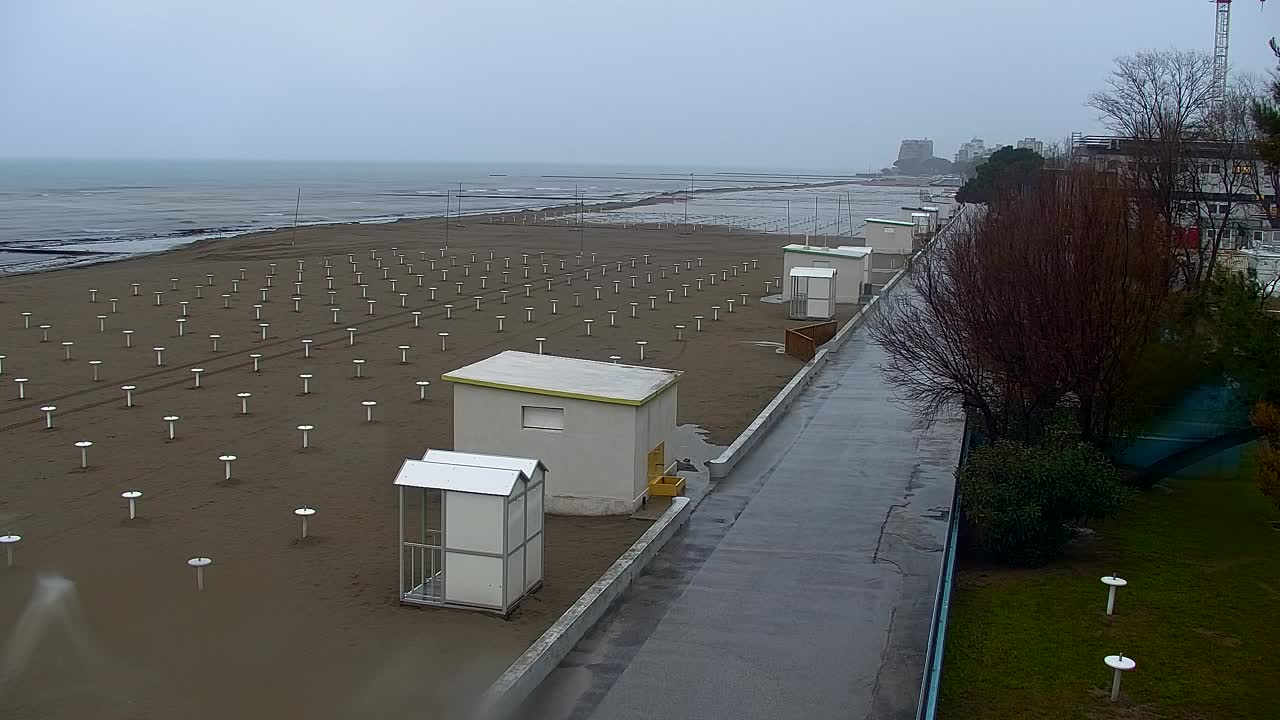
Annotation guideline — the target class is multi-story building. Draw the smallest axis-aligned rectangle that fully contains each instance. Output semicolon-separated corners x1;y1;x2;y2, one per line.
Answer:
896;139;935;165
955;138;986;164
1071;134;1278;257
1016;137;1045;155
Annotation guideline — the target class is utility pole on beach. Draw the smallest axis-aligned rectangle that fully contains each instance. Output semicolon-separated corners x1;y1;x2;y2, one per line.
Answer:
444;191;450;248
289;188;301;246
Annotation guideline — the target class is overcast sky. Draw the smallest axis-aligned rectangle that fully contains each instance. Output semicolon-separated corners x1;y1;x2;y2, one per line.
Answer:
1;0;1277;170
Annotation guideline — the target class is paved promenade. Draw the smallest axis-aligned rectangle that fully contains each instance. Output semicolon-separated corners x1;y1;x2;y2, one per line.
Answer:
518;295;964;720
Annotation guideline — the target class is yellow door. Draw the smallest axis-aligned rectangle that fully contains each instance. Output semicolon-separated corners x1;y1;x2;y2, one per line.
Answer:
647;443;665;480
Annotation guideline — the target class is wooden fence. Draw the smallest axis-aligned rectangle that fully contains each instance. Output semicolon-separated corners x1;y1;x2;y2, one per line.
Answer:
784;320;838;361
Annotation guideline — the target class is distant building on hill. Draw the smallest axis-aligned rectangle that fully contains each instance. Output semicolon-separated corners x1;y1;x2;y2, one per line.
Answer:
896;139;935;165
1016;137;1045;155
955;138;986;164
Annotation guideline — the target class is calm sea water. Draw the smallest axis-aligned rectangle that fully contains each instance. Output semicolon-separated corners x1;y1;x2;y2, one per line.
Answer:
0;159;935;272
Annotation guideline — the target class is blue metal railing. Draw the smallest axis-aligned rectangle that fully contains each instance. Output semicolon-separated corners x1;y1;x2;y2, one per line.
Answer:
914;419;973;720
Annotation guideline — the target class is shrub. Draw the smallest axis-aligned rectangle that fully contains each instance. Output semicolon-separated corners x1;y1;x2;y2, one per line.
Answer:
1251;401;1280;510
960;440;1127;566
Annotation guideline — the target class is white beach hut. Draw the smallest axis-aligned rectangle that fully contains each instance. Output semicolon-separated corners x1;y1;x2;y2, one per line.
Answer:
781;243;869;303
394;450;546;615
443;351;681;516
788;267;837;320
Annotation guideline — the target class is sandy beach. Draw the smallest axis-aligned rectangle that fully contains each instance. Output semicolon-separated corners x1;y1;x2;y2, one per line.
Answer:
0;214;836;719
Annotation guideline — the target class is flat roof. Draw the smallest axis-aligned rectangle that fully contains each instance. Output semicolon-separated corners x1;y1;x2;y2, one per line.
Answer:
783;243;872;259
421;449;545;479
790;267;837;279
442;350;682;406
393;458;526;496
865;218;916;227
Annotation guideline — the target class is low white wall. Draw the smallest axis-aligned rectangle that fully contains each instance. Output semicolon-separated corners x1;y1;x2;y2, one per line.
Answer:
476;496;693;720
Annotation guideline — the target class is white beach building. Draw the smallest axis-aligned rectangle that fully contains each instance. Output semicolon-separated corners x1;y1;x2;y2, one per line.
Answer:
394;450;546;615
443;351;682;516
863;217;917;255
780;243;870;303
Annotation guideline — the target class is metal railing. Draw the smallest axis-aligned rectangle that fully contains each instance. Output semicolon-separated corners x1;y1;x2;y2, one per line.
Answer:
401;531;443;604
915;419;972;720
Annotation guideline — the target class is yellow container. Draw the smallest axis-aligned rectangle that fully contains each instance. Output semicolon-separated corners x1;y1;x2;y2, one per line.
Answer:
648;475;685;497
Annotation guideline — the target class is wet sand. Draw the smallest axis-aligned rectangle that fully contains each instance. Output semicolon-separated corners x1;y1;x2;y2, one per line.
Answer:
0;216;835;719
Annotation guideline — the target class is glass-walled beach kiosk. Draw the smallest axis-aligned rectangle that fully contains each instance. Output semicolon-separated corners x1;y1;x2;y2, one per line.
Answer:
394;450;546;616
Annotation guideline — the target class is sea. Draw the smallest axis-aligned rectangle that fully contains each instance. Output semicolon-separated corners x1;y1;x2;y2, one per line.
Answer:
0;159;937;274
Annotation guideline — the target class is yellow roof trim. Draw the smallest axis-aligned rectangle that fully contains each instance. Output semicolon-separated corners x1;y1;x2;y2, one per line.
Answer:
441;373;680;407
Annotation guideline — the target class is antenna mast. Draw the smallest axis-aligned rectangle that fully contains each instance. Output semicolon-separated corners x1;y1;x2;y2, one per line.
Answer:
1212;0;1231;106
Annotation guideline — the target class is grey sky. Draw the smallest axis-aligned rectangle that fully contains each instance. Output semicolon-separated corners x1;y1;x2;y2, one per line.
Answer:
1;0;1277;169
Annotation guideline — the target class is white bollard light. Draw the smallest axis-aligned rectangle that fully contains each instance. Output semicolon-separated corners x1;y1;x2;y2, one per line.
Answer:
188;557;212;590
76;440;93;468
219;454;237;480
637;340;648;361
191;368;204;389
1101;574;1127;615
1;535;21;567
122;490;142;520
362;400;377;422
295;507;316;538
237;392;252;414
416;381;431;401
40;405;56;429
298;424;314;449
249;353;263;372
89;359;102;381
1104;654;1136;702
153;346;166;366
15;378;28;399
122;384;137;407
164;415;180;439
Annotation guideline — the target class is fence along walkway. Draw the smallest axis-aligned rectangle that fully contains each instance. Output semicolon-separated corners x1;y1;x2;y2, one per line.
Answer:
516;276;964;720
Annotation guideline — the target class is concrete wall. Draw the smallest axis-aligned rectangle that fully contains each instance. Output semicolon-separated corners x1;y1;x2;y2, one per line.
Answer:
452;384;641;515
477;496;693;720
781;249;867;303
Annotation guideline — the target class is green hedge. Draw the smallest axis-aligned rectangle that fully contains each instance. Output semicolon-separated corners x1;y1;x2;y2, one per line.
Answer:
960;440;1127;566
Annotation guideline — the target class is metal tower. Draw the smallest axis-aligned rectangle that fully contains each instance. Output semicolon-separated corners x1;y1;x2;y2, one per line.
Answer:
1212;0;1231;105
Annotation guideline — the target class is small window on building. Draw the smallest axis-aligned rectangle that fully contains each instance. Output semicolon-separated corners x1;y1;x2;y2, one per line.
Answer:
521;406;564;431
1208;205;1219;214
1219;204;1230;215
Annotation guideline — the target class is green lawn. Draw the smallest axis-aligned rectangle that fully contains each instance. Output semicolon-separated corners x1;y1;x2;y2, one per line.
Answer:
938;467;1280;719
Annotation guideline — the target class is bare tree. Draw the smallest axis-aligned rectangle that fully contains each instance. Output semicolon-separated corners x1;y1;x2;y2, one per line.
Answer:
872;167;1171;444
1192;87;1264;281
1088;49;1217;286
